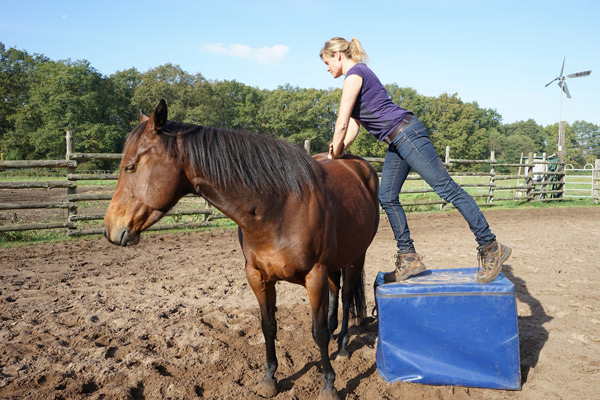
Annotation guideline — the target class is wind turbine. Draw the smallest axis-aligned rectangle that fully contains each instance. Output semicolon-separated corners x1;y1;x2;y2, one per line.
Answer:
544;58;591;163
545;57;592;121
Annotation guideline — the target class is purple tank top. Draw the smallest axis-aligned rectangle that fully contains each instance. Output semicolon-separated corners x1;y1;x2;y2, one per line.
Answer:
345;63;412;141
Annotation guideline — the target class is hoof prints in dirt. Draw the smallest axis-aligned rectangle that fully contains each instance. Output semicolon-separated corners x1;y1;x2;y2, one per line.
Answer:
1;208;599;399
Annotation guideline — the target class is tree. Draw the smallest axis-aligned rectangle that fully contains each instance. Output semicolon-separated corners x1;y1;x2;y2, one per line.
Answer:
542;122;582;165
424;93;501;169
208;80;264;132
0;43;48;145
3;59;99;158
501;134;536;164
2;43;598;167
572;120;600;163
107;68;142;130
502;120;546;153
132;63;200;121
386;85;430;122
1;56;132;166
258;85;335;153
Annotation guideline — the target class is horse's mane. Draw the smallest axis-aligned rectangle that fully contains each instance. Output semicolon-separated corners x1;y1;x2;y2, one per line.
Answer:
126;121;320;198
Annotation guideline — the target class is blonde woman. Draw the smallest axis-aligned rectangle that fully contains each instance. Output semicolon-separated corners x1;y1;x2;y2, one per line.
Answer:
320;37;511;283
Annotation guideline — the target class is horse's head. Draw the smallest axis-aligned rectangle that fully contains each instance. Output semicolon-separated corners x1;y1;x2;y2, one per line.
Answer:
103;99;188;246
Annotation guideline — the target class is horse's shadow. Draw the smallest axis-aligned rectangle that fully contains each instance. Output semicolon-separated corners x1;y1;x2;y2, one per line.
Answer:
337;266;552;388
503;264;552;383
277;316;380;397
276;262;552;394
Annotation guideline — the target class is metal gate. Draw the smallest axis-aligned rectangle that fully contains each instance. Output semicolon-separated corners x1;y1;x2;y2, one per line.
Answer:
564;164;595;198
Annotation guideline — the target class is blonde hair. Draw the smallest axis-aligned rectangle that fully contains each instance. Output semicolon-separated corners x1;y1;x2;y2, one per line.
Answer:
320;37;368;64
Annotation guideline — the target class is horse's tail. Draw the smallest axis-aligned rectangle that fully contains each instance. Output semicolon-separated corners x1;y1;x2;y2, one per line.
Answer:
350;268;367;324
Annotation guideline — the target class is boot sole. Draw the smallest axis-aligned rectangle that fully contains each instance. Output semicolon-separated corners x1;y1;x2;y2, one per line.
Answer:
476;246;512;283
384;264;427;283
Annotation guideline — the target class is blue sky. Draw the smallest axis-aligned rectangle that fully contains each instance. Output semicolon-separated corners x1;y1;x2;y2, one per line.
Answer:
2;0;599;126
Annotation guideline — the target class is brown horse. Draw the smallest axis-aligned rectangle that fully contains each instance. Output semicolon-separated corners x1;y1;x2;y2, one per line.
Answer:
103;100;379;399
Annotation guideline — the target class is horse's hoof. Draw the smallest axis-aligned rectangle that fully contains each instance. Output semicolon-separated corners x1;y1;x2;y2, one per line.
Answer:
256;376;277;398
335;349;349;360
320;387;340;400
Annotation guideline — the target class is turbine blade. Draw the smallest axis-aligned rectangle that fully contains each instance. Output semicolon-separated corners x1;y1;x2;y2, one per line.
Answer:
559;57;566;77
567;70;592;79
559;81;572;99
545;77;558;87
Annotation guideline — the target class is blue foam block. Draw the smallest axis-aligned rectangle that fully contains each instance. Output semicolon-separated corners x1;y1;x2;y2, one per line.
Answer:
374;268;521;390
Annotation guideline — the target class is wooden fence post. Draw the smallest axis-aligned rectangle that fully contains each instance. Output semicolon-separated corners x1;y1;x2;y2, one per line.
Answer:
304;140;311;155
558;122;566;164
525;152;534;200
594;159;600;204
65;131;78;233
538;152;547;200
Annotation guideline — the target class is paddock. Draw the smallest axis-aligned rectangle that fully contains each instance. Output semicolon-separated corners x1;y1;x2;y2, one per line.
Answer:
1;206;598;399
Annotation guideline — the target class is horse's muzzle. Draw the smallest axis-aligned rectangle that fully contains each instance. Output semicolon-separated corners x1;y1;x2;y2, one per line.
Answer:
103;225;140;247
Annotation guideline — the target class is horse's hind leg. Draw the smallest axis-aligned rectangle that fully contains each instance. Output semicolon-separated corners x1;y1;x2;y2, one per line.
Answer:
336;253;366;359
328;270;341;336
246;264;278;398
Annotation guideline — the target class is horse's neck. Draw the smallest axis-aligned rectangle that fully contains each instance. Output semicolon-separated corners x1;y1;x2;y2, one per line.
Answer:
189;175;282;233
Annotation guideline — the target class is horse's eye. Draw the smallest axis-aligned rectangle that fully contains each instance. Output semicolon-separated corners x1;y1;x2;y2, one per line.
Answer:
124;164;136;172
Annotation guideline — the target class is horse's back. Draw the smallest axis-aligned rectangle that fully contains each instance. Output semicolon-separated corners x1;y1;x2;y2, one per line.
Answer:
313;153;378;197
313;153;380;266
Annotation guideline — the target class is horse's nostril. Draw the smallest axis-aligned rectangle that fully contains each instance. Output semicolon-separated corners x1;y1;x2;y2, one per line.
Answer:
102;226;108;239
119;229;128;247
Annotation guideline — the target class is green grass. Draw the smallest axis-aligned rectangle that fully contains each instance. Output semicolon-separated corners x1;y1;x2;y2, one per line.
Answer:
1;172;597;248
0;218;238;249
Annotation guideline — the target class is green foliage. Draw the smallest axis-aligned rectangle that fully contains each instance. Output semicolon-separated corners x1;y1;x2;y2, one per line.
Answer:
502;119;546;150
572;120;600;164
418;93;502;171
0;42;597;167
258;85;337;153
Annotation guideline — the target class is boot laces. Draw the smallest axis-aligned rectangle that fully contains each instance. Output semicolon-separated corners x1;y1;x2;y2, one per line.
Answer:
477;248;494;272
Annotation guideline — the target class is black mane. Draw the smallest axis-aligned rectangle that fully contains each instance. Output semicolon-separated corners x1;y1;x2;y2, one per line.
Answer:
126;121;320;198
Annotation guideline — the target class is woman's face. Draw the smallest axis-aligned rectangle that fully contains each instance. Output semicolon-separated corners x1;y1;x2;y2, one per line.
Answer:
322;52;343;79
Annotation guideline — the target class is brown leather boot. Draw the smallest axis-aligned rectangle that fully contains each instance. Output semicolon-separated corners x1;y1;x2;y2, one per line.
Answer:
383;252;427;283
476;240;512;283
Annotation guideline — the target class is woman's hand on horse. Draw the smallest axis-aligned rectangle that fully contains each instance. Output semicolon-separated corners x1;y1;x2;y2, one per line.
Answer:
328;144;345;159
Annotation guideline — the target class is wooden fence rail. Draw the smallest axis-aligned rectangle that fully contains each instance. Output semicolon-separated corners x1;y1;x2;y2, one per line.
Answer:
1;134;598;236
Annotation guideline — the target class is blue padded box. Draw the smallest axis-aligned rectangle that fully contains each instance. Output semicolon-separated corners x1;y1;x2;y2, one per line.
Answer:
374;268;520;390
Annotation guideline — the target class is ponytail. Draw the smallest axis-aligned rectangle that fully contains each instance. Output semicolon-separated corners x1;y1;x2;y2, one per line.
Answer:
320;37;369;64
349;38;368;63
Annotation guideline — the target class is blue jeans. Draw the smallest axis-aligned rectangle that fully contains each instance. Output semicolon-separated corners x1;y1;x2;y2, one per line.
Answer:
378;117;496;252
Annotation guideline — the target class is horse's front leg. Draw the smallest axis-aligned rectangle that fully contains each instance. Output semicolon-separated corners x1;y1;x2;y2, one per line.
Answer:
246;264;278;398
307;264;339;400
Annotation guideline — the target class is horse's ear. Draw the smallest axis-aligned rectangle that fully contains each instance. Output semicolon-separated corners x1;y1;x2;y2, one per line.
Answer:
147;99;168;133
140;110;149;123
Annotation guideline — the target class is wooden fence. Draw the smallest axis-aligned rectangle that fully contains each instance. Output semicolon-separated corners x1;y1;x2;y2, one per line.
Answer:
1;135;599;236
363;147;599;207
0;132;226;236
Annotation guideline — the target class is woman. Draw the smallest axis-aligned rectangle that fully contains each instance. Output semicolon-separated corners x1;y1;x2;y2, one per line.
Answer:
320;37;511;283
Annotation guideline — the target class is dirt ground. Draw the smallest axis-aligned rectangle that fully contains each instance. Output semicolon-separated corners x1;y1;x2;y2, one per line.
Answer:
1;206;599;400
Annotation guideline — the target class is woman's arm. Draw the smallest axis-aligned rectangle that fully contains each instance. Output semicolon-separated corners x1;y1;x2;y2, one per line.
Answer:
343;118;361;148
329;74;362;159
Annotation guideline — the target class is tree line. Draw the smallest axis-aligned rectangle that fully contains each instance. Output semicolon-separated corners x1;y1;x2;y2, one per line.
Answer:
1;42;599;171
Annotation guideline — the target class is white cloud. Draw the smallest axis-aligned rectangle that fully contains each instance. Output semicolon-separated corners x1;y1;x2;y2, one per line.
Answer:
201;43;289;65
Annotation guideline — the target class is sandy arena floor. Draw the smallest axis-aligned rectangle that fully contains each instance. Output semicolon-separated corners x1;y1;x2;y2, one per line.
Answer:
1;207;599;399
